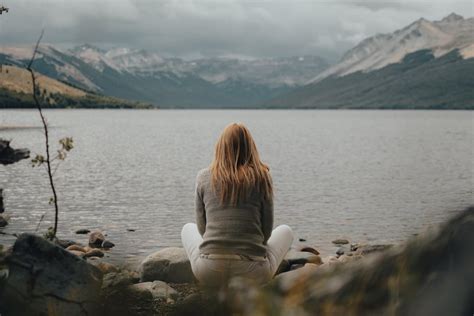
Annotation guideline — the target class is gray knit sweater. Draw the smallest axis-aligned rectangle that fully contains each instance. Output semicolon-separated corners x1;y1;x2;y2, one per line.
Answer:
195;168;274;257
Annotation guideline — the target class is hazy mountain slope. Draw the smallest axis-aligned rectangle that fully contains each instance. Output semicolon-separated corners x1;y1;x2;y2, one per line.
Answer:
0;65;151;108
263;49;474;109
311;13;474;83
0;65;86;97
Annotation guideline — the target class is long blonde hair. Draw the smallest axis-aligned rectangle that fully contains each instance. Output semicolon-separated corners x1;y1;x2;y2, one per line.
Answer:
209;123;273;205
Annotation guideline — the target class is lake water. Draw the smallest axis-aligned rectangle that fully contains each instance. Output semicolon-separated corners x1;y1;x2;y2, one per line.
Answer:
0;109;472;264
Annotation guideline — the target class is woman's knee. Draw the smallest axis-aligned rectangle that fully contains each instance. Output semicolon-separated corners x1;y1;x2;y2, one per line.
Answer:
181;223;197;239
274;225;294;243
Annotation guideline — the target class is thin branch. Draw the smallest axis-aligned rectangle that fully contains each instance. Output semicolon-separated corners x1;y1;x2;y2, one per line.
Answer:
35;213;46;233
26;30;60;239
27;30;44;70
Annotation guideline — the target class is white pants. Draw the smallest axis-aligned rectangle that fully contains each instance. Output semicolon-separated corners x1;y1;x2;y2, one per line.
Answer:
181;223;294;286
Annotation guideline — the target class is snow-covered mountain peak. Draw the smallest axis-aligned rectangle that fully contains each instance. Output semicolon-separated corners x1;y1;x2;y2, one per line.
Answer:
309;13;473;83
71;44;121;73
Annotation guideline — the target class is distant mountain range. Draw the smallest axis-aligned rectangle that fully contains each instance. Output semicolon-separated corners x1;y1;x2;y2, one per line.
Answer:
0;45;328;108
265;13;474;109
0;13;472;109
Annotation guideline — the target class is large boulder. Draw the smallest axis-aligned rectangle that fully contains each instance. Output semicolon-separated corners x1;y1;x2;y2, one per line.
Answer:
0;233;103;315
139;247;194;283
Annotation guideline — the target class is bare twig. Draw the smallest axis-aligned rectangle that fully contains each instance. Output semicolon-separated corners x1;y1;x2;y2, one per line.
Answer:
35;213;46;233
26;30;60;239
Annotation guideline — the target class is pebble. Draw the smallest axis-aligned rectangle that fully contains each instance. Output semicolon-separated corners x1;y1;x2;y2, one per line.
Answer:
332;239;350;245
336;247;345;256
127;229;136;232
298;238;307;242
75;229;90;234
102;240;115;249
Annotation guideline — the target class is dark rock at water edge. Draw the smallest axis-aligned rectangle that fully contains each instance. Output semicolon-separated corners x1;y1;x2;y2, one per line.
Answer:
0;214;8;227
76;229;91;234
0;233;103;315
102;240;115;249
0;139;30;165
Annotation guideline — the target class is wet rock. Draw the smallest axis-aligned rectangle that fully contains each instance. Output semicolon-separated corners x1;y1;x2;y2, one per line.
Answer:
285;249;323;265
0;139;30;165
129;281;178;301
127;229;136;232
298;238;307;242
298;245;320;255
0;233;102;315
102;240;115;249
75;229;90;234
83;249;104;258
89;231;105;247
139;247;194;284
332;239;349;245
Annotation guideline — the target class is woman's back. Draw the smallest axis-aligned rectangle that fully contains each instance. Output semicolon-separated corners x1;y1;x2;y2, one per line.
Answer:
195;168;273;257
181;123;293;286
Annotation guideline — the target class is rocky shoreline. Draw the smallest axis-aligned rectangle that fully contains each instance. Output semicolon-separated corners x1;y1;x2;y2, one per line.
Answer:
1;206;473;315
0;230;400;315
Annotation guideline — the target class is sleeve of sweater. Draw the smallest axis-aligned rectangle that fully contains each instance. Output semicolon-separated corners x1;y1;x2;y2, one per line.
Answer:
261;197;274;245
195;171;206;236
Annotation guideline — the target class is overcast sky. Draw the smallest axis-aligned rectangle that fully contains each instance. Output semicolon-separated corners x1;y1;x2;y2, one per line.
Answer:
0;0;472;60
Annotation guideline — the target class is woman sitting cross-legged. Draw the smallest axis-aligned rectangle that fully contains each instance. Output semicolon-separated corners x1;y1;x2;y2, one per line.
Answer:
181;123;294;286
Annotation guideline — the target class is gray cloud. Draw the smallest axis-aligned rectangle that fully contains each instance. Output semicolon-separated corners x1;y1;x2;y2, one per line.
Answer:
0;0;471;61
